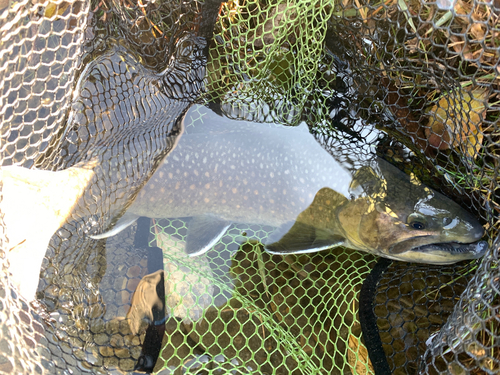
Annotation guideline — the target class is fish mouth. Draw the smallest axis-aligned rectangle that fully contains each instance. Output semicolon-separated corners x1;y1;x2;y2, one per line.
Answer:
409;240;488;258
389;238;488;264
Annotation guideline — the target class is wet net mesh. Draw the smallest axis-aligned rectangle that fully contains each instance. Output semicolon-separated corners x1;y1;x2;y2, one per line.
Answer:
0;0;499;374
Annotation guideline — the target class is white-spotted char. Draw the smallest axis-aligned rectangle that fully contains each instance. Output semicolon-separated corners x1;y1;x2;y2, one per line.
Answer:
94;104;485;264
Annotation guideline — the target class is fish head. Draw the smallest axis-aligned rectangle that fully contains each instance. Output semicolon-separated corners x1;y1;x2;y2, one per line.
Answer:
338;160;485;264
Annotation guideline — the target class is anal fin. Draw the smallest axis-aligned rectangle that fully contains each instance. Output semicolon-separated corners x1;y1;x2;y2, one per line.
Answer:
185;215;231;257
264;221;345;255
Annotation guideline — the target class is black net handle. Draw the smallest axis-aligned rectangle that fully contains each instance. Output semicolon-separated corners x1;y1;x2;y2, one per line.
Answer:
359;257;393;374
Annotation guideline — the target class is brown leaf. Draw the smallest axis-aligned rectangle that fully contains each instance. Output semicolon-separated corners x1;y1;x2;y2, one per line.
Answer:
470;23;485;41
449;35;465;54
425;88;487;158
347;334;374;375
44;1;71;18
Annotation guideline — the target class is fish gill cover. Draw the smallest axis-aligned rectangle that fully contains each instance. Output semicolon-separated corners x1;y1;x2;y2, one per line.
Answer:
0;0;499;375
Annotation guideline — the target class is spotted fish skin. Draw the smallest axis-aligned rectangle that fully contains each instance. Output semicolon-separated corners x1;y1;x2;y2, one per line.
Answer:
97;104;485;264
131;112;352;227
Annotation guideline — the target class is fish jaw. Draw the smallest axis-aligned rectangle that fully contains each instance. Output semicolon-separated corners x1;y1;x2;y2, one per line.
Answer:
387;241;488;265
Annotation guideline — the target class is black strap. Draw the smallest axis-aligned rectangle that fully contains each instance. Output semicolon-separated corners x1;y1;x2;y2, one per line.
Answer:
134;217;151;248
359;257;392;375
133;218;166;374
197;0;222;55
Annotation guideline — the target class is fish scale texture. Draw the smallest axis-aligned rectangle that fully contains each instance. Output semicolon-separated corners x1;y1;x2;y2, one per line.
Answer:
0;0;499;374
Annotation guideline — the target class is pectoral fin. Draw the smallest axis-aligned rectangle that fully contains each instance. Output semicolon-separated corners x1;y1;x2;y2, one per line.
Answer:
264;221;345;255
89;212;139;239
185;215;231;257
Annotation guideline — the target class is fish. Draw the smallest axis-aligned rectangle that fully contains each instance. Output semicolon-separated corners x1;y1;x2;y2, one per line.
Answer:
0;104;486;299
92;104;486;264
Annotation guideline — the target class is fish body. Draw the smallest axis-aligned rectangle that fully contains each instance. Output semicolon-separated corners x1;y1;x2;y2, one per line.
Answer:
96;105;485;264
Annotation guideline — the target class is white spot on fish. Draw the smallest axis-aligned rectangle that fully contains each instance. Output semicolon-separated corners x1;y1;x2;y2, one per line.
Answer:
204;198;210;203
186;154;190;161
205;172;210;177
443;217;459;230
203;157;207;163
270;172;274;178
205;183;210;190
232;188;238;194
190;184;195;190
168;172;173;179
194;170;199;176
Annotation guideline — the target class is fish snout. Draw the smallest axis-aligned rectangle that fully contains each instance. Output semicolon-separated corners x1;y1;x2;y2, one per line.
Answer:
442;212;484;243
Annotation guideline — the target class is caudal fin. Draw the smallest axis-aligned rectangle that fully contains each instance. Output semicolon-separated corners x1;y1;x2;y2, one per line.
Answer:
1;165;94;300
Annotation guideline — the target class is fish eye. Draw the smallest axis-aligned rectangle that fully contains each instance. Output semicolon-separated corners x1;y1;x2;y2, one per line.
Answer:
410;221;426;230
408;213;427;230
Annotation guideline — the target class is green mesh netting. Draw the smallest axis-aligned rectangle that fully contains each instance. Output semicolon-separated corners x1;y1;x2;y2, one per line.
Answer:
1;0;499;374
151;213;376;374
